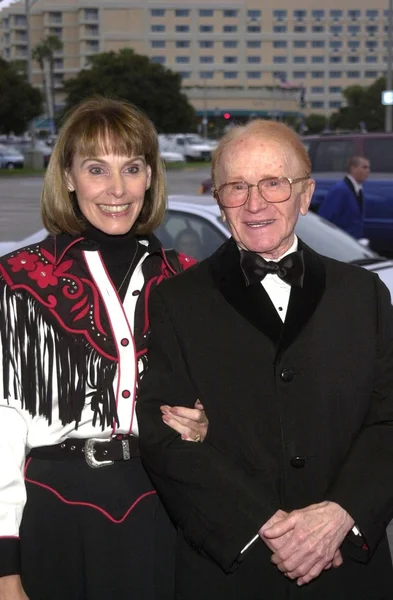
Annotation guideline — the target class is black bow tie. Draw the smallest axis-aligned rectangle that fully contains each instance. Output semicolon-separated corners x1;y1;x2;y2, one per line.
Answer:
240;249;305;288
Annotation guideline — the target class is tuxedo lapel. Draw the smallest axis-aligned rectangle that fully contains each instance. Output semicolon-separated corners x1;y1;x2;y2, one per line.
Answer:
210;239;283;346
275;241;326;363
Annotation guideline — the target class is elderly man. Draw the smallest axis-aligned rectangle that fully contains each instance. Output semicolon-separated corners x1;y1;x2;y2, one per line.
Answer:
318;155;370;238
137;121;393;599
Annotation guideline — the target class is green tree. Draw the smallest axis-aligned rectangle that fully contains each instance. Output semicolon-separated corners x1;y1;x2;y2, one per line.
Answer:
329;77;386;131
305;113;327;134
32;35;63;129
0;58;42;134
61;48;196;132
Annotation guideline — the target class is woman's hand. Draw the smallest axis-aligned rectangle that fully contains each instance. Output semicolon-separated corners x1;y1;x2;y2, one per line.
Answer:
160;399;208;442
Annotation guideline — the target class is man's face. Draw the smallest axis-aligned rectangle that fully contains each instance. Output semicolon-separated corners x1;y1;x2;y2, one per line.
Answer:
215;135;314;259
350;159;370;184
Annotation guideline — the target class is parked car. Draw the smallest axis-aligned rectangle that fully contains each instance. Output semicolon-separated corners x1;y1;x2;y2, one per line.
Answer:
2;195;393;296
0;145;24;169
159;134;216;162
302;133;393;174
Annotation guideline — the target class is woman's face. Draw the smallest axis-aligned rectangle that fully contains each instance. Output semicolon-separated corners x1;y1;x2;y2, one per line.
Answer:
66;151;151;235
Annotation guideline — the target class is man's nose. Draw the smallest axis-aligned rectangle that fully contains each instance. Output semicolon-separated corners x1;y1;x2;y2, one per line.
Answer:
245;184;269;211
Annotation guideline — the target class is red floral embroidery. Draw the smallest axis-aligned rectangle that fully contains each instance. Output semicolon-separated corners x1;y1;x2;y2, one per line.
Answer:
28;262;58;289
8;251;39;273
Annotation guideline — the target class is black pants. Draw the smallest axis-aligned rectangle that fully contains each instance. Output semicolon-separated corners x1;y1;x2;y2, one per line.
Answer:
20;456;175;600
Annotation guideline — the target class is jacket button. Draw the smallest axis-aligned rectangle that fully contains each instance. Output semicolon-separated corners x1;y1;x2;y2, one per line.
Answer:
280;368;294;382
290;456;306;469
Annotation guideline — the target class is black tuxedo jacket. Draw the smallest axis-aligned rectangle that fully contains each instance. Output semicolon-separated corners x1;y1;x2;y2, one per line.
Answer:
137;238;393;599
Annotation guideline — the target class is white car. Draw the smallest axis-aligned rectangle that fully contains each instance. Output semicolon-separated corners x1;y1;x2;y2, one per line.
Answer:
0;145;24;169
1;195;393;297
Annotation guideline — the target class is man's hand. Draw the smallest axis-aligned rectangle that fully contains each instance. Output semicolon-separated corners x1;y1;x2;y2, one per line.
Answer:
262;501;353;585
259;509;291;552
0;575;29;600
160;399;208;442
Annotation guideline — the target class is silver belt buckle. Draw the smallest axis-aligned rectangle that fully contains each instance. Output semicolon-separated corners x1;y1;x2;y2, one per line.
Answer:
84;438;114;468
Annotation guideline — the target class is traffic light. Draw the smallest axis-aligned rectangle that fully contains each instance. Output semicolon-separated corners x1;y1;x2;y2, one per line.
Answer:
223;112;231;120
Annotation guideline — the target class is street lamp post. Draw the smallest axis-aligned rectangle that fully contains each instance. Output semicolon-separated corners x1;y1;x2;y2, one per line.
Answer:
26;0;38;144
385;0;393;132
202;79;208;140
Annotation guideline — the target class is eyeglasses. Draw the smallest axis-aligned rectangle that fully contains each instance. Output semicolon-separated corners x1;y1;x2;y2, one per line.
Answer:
214;176;310;208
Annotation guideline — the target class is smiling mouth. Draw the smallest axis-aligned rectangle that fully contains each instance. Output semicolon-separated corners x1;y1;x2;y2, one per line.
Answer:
99;204;130;213
246;220;275;227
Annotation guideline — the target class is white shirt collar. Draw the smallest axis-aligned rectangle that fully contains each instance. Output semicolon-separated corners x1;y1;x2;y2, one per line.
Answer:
346;174;362;195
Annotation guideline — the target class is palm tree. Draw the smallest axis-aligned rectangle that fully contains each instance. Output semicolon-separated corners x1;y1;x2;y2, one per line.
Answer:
32;35;63;133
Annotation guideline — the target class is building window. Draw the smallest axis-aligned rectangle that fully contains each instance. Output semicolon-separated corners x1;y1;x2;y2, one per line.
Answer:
329;71;342;78
294;26;306;32
247;26;261;32
49;27;62;38
85;40;99;52
329;86;342;93
83;8;98;20
151;9;165;17
366;26;378;34
294;10;306;18
175;9;189;17
312;56;325;63
348;25;360;34
273;10;287;19
366;41;378;50
330;10;343;18
223;10;238;17
273;71;286;79
200;71;213;78
366;55;377;63
348;10;361;19
247;56;261;63
248;10;261;18
199;56;213;63
151;25;165;32
293;41;307;48
247;71;261;78
273;56;287;63
199;9;214;17
274;26;287;33
329;101;341;108
311;86;324;93
14;15;27;26
200;25;213;32
365;70;378;77
48;12;62;24
312;26;325;33
53;58;63;69
330;40;342;48
223;25;237;32
199;41;213;48
176;25;190;32
224;71;238;79
366;10;378;18
223;41;238;48
311;101;324;108
151;56;166;64
311;71;324;78
348;40;360;49
330;26;342;34
348;56;359;63
274;41;287;48
312;40;325;48
151;40;166;48
176;56;190;63
180;71;190;79
176;40;190;48
224;56;237;63
293;71;306;78
347;71;360;78
247;41;261;48
312;10;325;18
330;56;342;63
294;56;306;63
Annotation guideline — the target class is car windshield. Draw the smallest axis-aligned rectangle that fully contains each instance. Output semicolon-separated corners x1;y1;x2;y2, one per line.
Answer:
185;135;204;145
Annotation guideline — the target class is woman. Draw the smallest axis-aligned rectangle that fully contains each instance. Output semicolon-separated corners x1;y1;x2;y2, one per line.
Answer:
0;97;206;600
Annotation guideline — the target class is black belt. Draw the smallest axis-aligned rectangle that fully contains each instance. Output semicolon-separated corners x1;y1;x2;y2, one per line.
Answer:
28;435;139;468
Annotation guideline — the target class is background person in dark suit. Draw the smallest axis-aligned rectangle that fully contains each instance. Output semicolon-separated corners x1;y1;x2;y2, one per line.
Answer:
318;156;370;238
137;121;393;599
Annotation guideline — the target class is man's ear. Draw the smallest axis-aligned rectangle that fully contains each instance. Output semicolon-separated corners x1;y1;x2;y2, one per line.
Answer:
299;179;315;216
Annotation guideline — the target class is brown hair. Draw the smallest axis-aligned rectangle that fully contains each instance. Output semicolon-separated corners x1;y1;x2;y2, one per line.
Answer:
212;120;311;188
41;97;166;235
347;155;369;170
